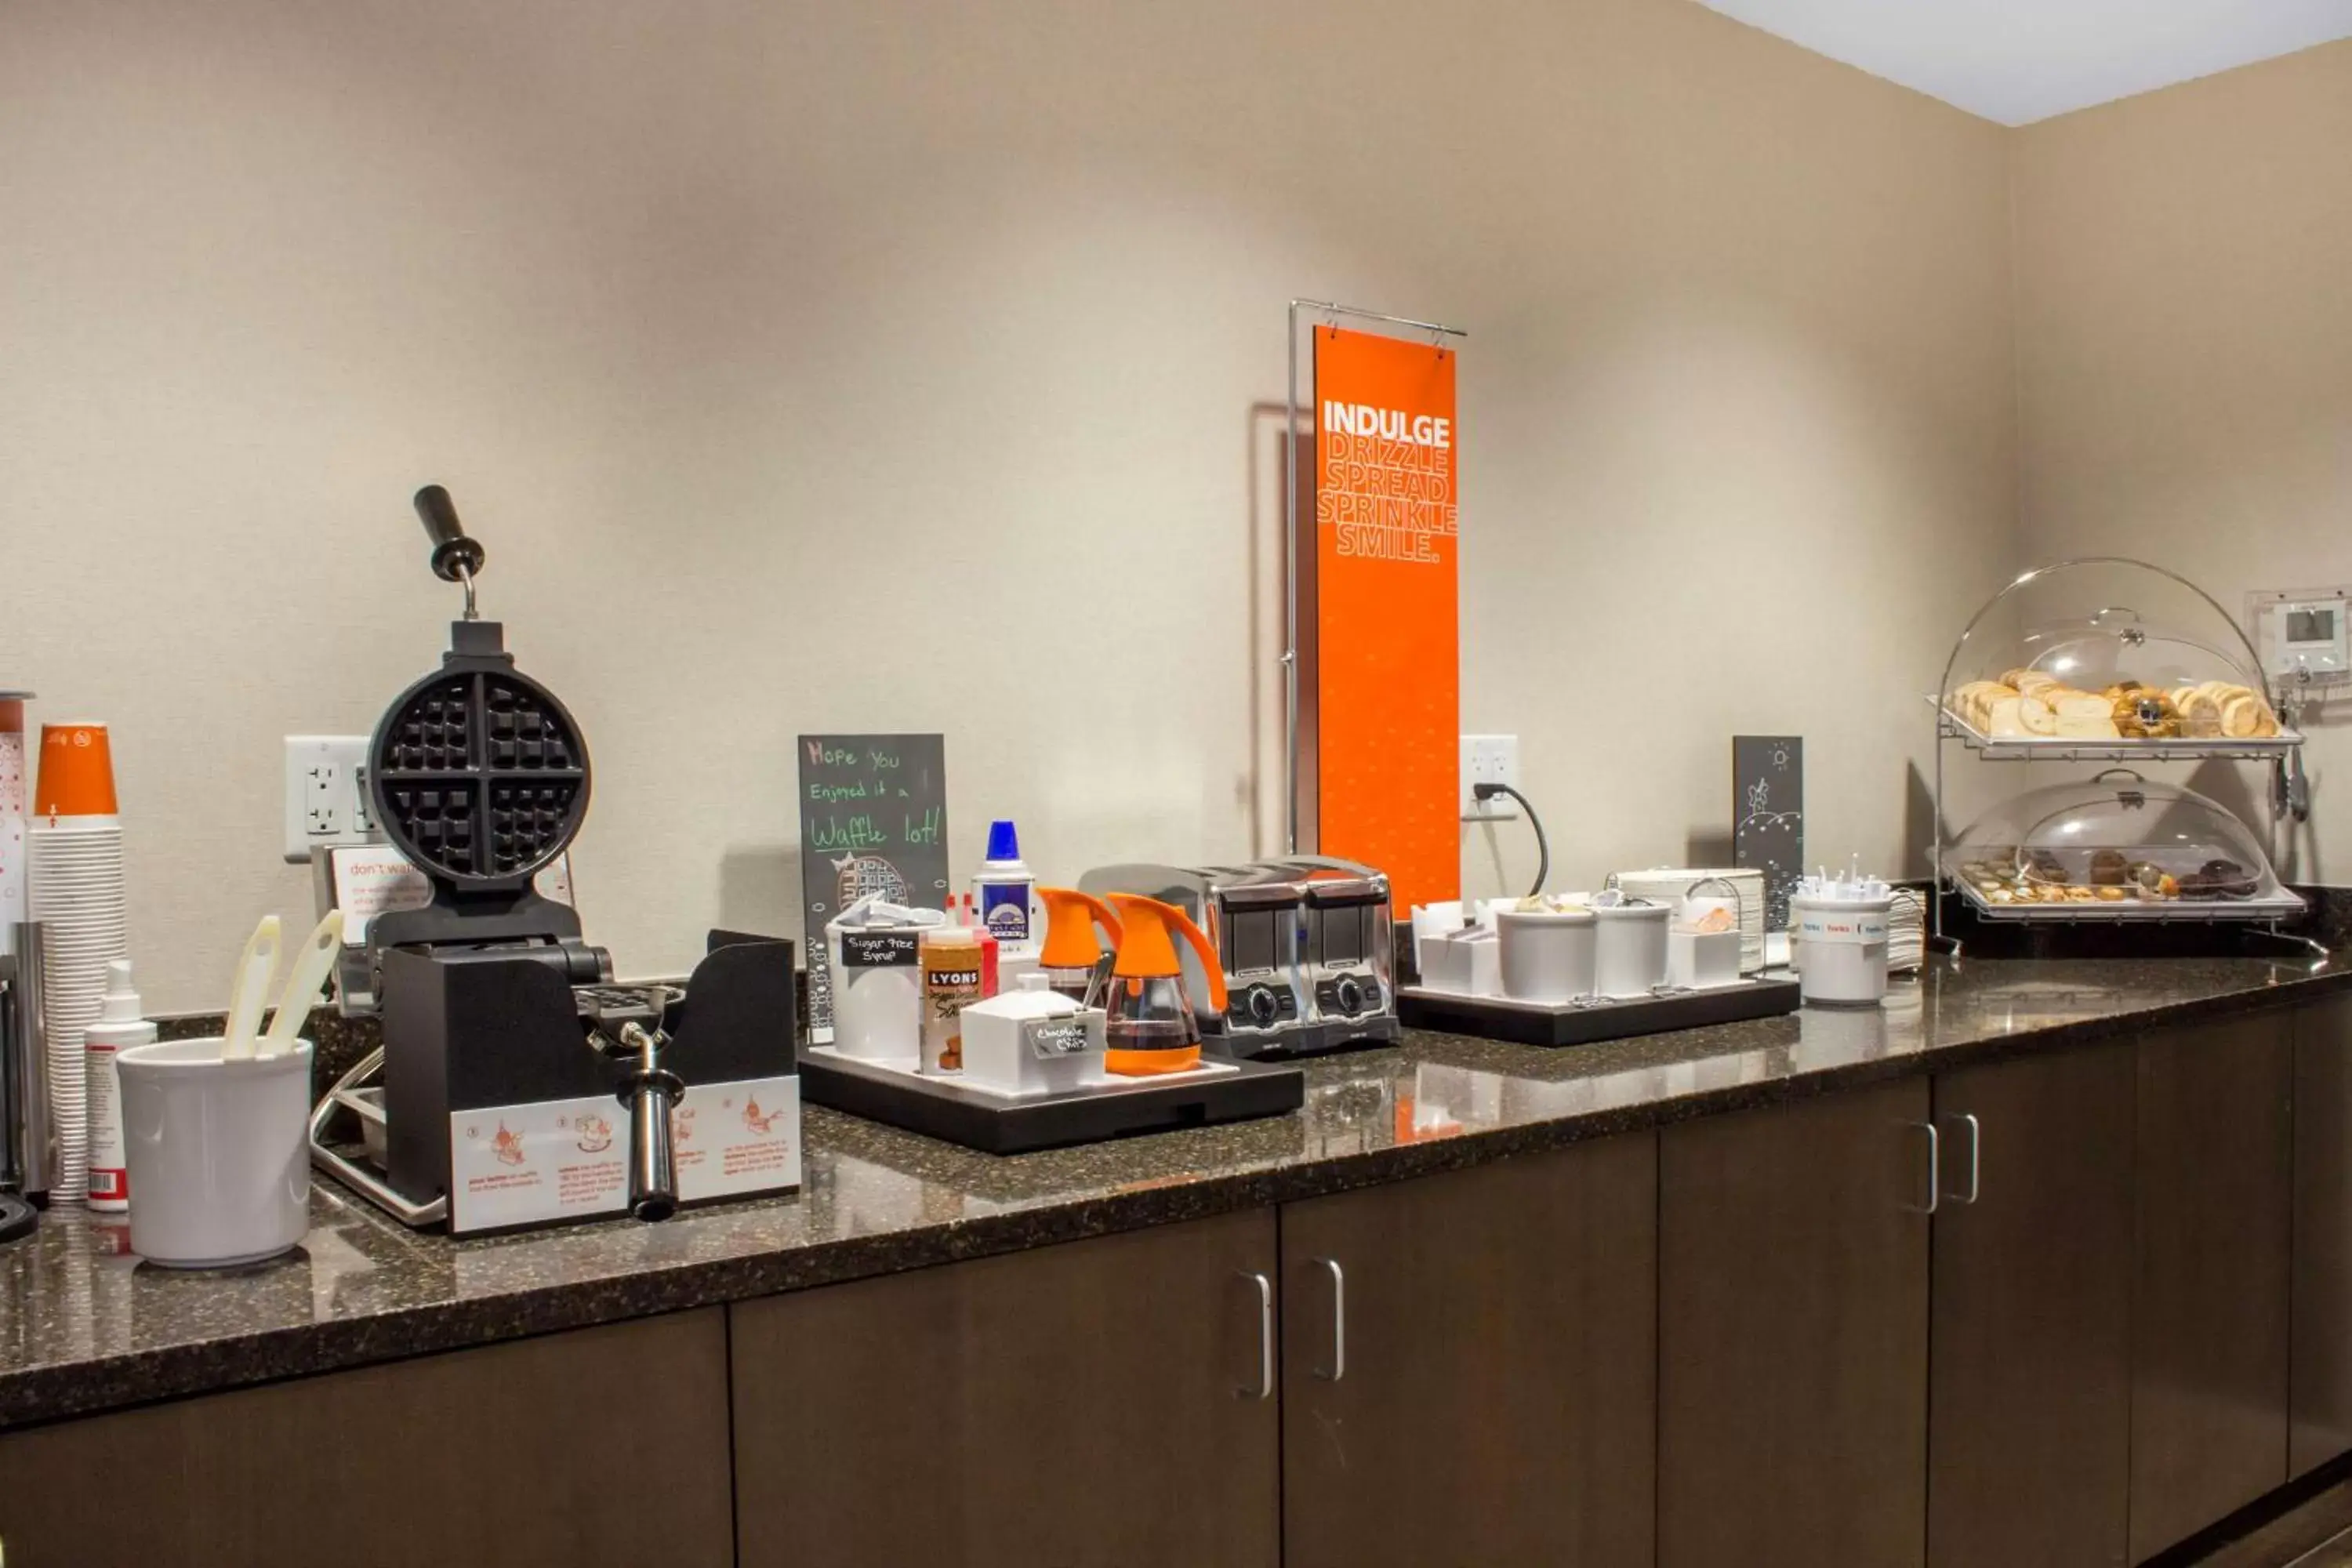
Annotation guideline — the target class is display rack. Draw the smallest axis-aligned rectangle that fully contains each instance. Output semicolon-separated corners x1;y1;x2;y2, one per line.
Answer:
1930;557;2307;947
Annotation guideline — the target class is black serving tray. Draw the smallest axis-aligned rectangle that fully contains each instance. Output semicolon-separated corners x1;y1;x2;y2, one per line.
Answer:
797;1049;1305;1156
1397;978;1802;1049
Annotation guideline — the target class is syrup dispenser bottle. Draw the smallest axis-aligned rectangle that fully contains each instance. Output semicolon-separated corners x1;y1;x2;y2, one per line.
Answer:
1036;887;1123;1007
1099;893;1229;1076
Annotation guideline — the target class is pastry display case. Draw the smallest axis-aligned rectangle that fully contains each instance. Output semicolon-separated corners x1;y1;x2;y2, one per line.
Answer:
1931;558;2307;946
1942;774;2303;924
1936;557;2298;759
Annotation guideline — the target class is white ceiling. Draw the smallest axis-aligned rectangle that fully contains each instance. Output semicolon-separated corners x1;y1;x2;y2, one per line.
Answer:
1694;0;2352;125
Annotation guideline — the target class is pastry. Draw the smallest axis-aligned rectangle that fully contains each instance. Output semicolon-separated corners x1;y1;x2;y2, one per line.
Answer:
2220;692;2266;739
2088;849;2129;886
2096;886;2128;902
2066;886;2097;903
2112;688;2181;739
2173;685;2223;737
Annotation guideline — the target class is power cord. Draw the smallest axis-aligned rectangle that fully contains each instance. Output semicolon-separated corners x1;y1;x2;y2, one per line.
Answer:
1472;782;1549;898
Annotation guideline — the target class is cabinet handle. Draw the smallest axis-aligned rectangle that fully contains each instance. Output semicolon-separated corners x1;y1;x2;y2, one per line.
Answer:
1945;1112;1981;1204
1237;1271;1274;1400
1907;1120;1940;1214
1312;1258;1346;1381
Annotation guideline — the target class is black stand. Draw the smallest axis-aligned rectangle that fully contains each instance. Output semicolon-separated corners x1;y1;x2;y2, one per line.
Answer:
1398;978;1802;1049
0;1192;35;1244
799;1051;1305;1156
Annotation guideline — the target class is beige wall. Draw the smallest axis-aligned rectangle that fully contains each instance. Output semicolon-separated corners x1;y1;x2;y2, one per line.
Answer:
2011;39;2352;881
0;0;2019;1009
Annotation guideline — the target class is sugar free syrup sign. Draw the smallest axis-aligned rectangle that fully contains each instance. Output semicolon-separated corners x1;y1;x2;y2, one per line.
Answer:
797;734;949;1043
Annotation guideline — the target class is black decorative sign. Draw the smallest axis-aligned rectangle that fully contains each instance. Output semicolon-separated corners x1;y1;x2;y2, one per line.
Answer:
1733;736;1803;930
797;734;950;1043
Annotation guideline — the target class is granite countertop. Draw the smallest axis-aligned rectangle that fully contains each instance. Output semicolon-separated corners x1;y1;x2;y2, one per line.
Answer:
4;951;2346;1432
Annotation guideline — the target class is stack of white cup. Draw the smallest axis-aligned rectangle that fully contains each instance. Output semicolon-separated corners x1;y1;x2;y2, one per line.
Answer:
27;720;129;1203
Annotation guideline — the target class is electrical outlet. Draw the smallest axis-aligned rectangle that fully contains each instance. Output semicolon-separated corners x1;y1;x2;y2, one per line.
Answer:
283;735;376;863
1460;734;1521;820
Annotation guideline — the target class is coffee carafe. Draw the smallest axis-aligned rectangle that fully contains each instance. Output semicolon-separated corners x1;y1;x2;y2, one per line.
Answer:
1099;894;1226;1076
1036;887;1122;1007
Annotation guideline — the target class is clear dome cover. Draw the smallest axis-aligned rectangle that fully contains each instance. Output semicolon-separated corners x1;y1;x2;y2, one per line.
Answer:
1945;775;2300;921
1940;558;2292;747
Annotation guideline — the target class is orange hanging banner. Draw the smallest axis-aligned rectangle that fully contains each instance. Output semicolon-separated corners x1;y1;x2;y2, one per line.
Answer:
1306;325;1459;913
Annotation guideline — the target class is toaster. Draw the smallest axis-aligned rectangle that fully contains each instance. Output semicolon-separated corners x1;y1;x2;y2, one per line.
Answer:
1079;857;1401;1059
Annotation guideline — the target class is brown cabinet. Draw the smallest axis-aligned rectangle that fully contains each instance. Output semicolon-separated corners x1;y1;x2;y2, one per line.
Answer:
2294;996;2352;1476
1928;1042;2134;1568
0;1308;734;1568
1279;1132;1657;1568
2132;1011;2293;1563
729;1208;1280;1568
1658;1077;1933;1568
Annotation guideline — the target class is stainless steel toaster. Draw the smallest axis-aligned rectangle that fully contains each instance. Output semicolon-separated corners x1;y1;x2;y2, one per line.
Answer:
1078;856;1401;1059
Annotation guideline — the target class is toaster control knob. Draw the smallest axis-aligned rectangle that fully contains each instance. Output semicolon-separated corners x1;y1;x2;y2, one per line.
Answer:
1247;985;1279;1025
1334;977;1363;1015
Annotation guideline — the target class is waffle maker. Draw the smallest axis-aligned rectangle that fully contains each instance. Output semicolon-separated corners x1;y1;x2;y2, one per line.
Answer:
310;486;802;1234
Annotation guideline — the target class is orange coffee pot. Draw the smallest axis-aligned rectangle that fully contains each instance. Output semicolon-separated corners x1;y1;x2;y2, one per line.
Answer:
1099;893;1228;1076
1036;887;1123;1007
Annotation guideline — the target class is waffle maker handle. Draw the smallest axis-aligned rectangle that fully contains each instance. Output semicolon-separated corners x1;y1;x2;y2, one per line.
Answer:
412;485;486;592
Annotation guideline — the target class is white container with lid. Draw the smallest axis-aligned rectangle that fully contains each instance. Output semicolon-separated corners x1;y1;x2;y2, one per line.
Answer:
960;973;1107;1096
1592;901;1671;997
1495;906;1596;1003
1790;871;1894;1007
826;898;946;1062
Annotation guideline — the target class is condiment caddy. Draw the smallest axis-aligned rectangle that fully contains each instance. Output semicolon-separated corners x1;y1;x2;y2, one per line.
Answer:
1399;889;1798;1049
797;884;1304;1155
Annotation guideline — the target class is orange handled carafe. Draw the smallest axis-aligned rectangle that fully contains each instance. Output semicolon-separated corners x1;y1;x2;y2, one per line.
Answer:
1036;887;1123;1007
1099;893;1229;1076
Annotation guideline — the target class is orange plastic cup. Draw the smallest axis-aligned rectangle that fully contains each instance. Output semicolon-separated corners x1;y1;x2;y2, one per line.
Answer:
35;722;119;818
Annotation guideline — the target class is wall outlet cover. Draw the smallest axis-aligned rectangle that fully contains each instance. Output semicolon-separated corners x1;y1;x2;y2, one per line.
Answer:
1460;734;1520;820
282;735;377;864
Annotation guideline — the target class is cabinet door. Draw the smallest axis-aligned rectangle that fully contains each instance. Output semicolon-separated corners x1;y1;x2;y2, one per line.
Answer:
731;1209;1279;1568
2132;1011;2292;1562
1279;1133;1657;1568
0;1309;734;1568
1658;1077;1932;1568
1929;1042;2134;1568
2294;997;2352;1475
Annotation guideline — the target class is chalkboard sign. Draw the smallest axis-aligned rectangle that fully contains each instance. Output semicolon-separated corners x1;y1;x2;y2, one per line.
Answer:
798;734;950;1043
1733;736;1803;930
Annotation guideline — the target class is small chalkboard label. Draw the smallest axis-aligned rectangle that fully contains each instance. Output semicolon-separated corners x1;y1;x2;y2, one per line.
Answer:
1733;735;1804;931
799;734;951;1044
839;930;921;969
1024;1018;1098;1059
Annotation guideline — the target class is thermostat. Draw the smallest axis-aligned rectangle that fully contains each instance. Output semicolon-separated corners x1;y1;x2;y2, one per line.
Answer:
2249;586;2352;690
